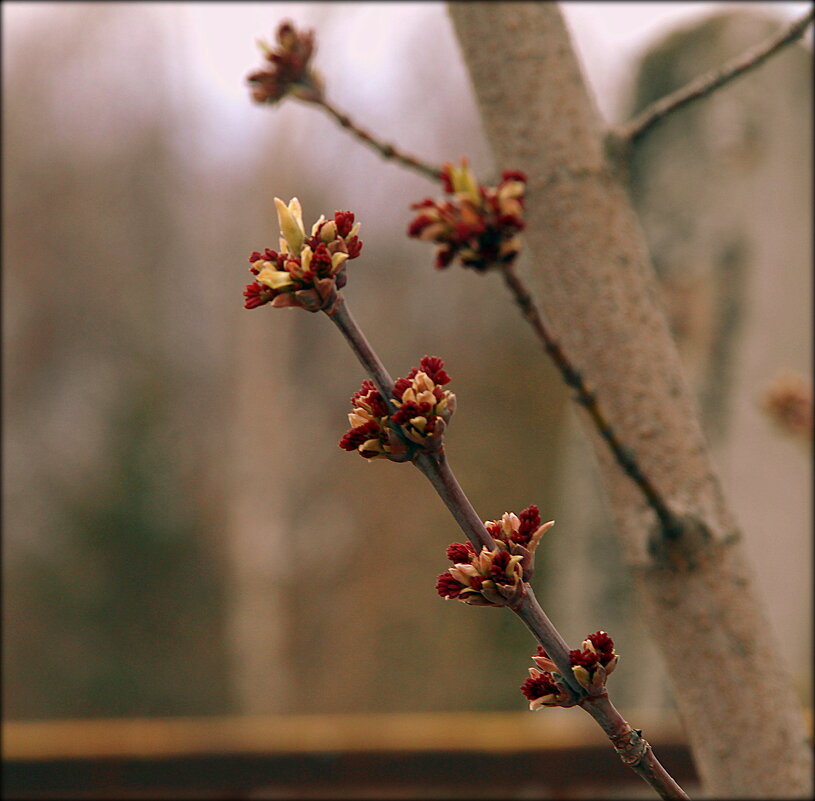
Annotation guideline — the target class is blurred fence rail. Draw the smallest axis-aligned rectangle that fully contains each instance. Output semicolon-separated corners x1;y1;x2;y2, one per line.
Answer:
2;711;702;799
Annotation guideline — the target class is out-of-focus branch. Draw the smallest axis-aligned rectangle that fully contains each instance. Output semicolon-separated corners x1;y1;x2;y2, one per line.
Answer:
616;8;814;146
247;21;442;181
500;262;681;538
314;98;443;181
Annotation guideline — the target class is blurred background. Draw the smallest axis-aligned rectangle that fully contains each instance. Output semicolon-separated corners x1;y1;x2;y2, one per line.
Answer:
3;1;811;797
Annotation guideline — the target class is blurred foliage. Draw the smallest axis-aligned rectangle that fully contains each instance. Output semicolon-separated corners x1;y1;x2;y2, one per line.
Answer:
2;3;574;719
3;4;236;718
6;375;232;717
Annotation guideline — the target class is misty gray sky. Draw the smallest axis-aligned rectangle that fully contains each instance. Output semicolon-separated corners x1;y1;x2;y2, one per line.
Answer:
5;2;809;156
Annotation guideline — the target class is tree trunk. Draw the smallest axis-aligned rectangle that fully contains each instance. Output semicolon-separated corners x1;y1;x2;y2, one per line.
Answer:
446;3;811;797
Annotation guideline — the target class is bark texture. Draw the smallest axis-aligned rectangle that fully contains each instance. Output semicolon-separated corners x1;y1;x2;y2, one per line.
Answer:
447;4;811;797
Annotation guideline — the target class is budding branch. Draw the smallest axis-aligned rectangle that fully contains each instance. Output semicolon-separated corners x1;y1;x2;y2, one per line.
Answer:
325;291;689;800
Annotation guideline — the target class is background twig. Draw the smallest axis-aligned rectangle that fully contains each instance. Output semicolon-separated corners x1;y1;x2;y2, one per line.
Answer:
617;8;814;145
500;263;680;535
314;98;443;181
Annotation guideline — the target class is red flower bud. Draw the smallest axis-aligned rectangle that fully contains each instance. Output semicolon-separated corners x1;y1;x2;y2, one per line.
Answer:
247;21;322;105
339;357;455;462
520;671;560;701
244;198;362;313
587;630;615;659
569;631;619;693
407;158;527;272
243;282;274;309
436;572;463;599
516;504;541;543
338;420;382;453
334;210;356;238
446;542;475;562
419;356;450;385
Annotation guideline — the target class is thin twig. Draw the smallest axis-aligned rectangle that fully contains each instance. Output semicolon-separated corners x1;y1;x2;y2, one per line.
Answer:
323;293;690;800
413;451;496;553
513;586;588;699
327;295;396;409
581;693;691;801
328;298;495;552
312;97;443;182
500;263;681;536
618;8;814;146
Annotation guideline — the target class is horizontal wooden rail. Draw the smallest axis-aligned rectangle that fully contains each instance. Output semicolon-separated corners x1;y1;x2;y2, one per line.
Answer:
4;710;692;759
2;711;700;799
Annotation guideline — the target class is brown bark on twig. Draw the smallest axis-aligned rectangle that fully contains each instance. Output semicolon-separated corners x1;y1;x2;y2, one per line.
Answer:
617;7;814;146
447;3;812;797
327;294;689;799
580;692;690;801
313;98;443;181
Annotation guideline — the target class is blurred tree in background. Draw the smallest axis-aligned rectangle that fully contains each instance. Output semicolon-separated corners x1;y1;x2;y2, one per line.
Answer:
2;4;236;717
626;8;812;703
3;1;810;733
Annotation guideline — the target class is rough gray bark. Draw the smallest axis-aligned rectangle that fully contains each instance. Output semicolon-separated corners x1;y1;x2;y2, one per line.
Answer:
447;4;811;798
626;8;813;701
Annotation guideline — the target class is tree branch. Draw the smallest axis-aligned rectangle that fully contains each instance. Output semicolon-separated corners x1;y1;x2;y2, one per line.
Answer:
257;19;679;534
313;97;443;181
617;8;814;145
326;295;397;408
446;4;812;796
581;692;691;801
500;262;681;537
325;291;690;800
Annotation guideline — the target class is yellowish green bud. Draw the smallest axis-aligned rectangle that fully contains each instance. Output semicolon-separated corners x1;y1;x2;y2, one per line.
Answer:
274;197;305;255
256;264;294;290
331;251;350;272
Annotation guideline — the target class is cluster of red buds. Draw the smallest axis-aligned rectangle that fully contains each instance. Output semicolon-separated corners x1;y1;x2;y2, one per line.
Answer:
520;631;619;709
568;631;619;695
407;158;527;271
435;506;555;608
339;356;456;461
762;370;812;442
520;646;576;710
247;21;323;104
244;198;362;313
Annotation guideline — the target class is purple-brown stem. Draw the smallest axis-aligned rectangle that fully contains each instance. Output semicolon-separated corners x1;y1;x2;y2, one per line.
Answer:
514;587;583;699
581;693;691;801
500;262;681;537
519;593;689;799
313;97;443;182
328;298;497;553
324;292;690;800
327;295;397;413
413;451;496;553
